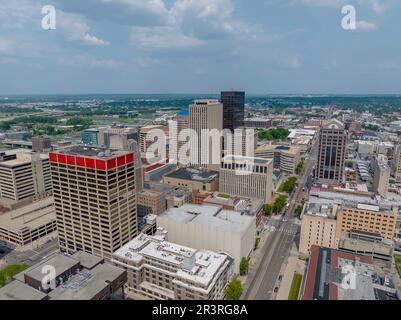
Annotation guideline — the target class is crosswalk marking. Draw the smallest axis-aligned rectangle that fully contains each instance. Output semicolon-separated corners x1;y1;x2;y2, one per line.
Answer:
274;228;297;235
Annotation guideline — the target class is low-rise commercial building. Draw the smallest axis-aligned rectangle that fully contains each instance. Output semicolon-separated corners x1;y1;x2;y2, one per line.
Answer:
0;197;57;247
301;246;398;300
243;118;272;129
163;167;219;192
137;189;167;217
112;232;233;300
255;144;300;174
0;251;127;300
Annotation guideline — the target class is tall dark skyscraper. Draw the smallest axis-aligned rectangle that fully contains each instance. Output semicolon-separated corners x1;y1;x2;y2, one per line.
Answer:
316;119;347;183
221;91;245;132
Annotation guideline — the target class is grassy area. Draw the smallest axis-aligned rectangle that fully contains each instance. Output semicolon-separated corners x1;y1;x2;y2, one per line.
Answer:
0;263;28;288
395;254;401;279
216;193;230;199
288;273;303;300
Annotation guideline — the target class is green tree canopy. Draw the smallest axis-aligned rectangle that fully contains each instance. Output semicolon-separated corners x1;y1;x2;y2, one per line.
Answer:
225;279;243;300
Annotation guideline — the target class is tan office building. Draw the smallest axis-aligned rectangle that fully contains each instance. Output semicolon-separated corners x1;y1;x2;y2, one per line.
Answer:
336;203;397;241
137;189;167;217
219;155;273;203
189;100;223;170
255;144;300;174
0;151;52;205
299;202;339;257
49;146;137;260
112;231;233;300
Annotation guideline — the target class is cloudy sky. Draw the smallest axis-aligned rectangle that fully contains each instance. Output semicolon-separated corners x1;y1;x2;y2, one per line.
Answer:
0;0;400;94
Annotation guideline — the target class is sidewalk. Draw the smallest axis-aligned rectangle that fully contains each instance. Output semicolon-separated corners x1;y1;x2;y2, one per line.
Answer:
240;227;272;297
276;244;305;300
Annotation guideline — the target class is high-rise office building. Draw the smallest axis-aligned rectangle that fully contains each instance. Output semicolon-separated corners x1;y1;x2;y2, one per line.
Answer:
219;155;273;203
372;155;390;197
189;100;223;170
393;144;401;183
0;151;52;205
49;146;137;260
32;136;52;152
316;119;347;183
221;91;245;131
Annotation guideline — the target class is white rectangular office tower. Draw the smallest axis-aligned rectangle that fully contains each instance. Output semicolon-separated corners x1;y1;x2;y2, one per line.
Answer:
50;146;137;260
219;155;273;204
189;100;223;170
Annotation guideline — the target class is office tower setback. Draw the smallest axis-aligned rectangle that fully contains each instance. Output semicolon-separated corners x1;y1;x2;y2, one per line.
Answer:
221;91;245;131
316;119;347;183
189;100;223;170
219;155;273;203
49;146;137;260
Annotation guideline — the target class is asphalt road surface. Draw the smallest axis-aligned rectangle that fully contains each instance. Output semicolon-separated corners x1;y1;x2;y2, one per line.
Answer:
243;220;298;300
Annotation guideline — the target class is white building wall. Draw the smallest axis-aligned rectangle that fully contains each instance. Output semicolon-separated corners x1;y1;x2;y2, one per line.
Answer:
158;215;255;273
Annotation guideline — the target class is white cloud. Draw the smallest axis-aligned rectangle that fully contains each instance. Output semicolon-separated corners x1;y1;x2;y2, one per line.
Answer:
377;60;401;70
0;38;11;53
57;54;120;67
58;11;110;46
131;26;206;49
355;20;377;31
135;57;162;67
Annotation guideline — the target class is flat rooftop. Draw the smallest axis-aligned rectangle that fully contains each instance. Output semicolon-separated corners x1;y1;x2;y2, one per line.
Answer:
0;197;55;232
256;144;300;155
113;233;228;288
302;246;398;300
222;155;272;165
158;204;255;234
165;167;219;183
48;263;125;300
9;251;126;300
0;152;48;168
0;280;47;300
55;145;129;159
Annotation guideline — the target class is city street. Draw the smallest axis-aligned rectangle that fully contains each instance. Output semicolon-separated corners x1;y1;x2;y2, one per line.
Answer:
242;219;298;300
0;238;59;268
